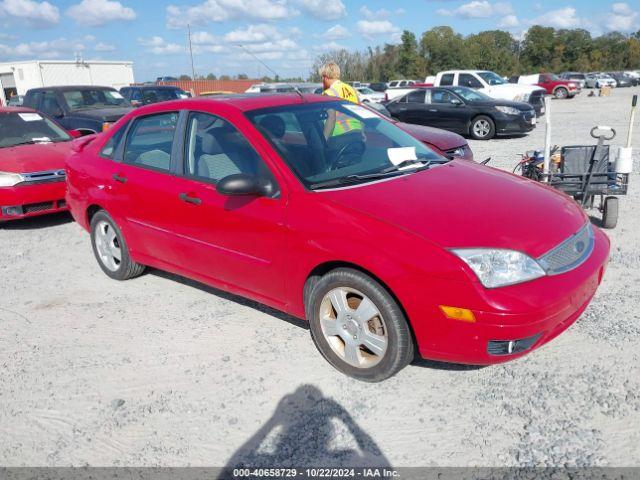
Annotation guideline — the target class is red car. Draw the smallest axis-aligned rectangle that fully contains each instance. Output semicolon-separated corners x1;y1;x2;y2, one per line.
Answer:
0;107;79;223
65;94;609;381
513;74;579;99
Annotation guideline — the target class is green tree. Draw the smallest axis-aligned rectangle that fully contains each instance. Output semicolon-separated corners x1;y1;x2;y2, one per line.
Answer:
397;30;425;79
206;73;217;80
465;30;518;74
520;26;555;70
420;26;468;74
178;74;192;81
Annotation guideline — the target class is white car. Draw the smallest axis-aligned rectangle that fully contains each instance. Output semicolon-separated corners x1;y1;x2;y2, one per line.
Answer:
356;87;385;103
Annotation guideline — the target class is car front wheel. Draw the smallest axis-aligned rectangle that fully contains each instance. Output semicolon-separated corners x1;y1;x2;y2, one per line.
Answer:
90;210;145;280
470;115;495;140
554;87;568;99
307;268;414;382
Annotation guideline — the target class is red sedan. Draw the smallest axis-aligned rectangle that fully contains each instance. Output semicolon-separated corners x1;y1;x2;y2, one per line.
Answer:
65;94;609;381
0;107;77;223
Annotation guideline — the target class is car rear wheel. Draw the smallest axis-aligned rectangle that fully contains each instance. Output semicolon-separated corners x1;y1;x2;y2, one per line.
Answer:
90;210;145;280
470;115;495;140
307;268;414;382
554;87;568;99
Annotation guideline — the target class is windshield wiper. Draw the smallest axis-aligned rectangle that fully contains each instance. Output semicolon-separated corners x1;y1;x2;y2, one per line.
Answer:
310;160;433;190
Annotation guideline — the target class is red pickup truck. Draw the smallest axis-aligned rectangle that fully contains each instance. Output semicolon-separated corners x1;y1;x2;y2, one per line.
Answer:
510;73;579;99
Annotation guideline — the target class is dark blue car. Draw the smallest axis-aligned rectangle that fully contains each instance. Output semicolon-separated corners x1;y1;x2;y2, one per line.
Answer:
119;85;189;107
22;86;133;135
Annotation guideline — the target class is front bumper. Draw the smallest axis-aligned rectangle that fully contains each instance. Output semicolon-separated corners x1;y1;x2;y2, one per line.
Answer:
0;181;67;222
495;112;536;135
407;226;610;365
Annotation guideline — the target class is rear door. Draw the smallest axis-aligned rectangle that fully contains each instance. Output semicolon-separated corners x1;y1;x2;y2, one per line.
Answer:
166;111;288;304
400;90;430;125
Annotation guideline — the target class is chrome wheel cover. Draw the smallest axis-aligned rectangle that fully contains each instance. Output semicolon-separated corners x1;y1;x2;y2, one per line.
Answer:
473;119;491;137
94;220;122;272
319;287;388;369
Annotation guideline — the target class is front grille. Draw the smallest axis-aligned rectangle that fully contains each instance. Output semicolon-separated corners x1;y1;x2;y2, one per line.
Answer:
537;222;594;275
20;169;66;185
23;201;54;213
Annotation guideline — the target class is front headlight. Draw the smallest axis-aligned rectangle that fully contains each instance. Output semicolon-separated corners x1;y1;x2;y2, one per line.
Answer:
0;171;25;187
568;82;576;88
513;93;531;102
452;248;546;288
495;106;520;115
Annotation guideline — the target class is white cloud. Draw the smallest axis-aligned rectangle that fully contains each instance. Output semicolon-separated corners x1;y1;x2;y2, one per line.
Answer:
297;0;346;20
605;3;639;32
224;24;280;43
437;1;512;18
359;6;391;20
0;37;85;58
313;41;347;51
0;0;60;26
530;6;584;28
139;36;184;55
94;41;115;51
67;0;135;26
356;20;400;39
498;14;519;28
321;24;351;40
166;0;293;29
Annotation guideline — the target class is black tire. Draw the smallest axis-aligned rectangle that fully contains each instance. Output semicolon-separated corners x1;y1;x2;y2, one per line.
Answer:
554;87;568;99
306;268;414;382
469;115;495;140
89;210;145;280
602;196;619;229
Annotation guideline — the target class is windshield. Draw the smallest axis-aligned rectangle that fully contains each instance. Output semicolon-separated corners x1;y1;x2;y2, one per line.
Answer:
0;112;70;148
358;87;375;94
246;101;444;189
477;71;506;86
449;86;491;102
62;89;130;110
143;88;188;102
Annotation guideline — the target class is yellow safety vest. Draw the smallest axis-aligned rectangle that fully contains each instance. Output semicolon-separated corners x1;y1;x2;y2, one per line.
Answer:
323;80;363;136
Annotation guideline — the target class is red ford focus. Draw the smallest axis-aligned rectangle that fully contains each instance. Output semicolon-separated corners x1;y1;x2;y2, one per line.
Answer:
65;94;609;381
0;107;77;223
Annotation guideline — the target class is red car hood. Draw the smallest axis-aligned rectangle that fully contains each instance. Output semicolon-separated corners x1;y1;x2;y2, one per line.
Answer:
396;122;467;150
0;141;73;173
318;160;586;258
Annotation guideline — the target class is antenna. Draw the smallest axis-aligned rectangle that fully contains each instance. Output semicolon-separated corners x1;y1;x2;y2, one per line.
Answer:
188;24;196;80
236;44;306;102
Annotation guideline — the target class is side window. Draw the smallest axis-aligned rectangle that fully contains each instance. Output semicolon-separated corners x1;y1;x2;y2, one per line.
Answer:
431;90;453;104
406;90;426;103
120;88;130;100
41;92;62;116
131;90;142;101
440;74;454;86
123;112;177;171
24;91;42;109
459;74;482;89
184;112;271;184
100;122;128;159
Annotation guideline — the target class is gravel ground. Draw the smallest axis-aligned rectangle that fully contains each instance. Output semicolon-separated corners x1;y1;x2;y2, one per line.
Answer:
1;88;639;468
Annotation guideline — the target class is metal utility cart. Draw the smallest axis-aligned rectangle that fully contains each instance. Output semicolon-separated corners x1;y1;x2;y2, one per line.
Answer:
517;95;635;229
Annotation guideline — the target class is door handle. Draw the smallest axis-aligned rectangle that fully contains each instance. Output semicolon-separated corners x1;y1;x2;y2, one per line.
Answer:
112;173;127;183
179;193;202;205
428;109;438;112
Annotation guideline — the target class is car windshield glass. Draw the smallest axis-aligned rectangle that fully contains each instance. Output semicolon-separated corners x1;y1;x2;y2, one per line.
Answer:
246;101;445;190
478;71;506;85
449;86;491;102
365;102;392;119
142;88;188;102
0;112;70;148
359;88;375;94
62;89;130;110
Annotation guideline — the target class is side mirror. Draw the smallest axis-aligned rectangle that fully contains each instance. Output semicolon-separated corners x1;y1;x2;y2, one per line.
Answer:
450;98;463;106
130;100;142;107
216;174;276;197
68;129;82;138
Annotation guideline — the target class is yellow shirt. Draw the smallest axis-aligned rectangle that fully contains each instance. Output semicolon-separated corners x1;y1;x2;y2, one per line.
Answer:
322;80;362;135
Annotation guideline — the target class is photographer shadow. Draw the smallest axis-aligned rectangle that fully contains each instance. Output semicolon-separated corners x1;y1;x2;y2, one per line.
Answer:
218;385;390;479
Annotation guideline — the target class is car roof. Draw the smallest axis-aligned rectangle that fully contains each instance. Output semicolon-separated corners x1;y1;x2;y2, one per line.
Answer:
0;106;37;114
133;93;339;114
27;85;116;92
125;85;184;90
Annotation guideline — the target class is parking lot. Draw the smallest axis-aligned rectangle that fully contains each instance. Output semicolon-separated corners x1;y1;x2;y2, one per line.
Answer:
1;88;639;468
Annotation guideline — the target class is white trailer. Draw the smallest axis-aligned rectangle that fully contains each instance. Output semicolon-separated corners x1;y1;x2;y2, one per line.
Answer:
0;60;134;105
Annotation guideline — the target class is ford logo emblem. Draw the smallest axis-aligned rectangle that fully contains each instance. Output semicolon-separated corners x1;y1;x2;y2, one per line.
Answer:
574;241;586;254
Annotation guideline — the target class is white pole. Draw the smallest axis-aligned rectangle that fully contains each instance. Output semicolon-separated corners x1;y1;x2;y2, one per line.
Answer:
543;95;552;180
627;94;637;149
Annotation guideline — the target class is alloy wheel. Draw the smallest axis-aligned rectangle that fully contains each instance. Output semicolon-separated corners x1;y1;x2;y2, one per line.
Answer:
473;119;491;138
319;287;388;368
94;220;122;272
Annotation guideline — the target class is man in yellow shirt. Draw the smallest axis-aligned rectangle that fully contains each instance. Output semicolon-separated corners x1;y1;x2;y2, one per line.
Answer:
318;62;362;140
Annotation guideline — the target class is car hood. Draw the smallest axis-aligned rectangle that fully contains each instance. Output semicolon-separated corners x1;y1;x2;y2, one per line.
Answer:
396;122;467;149
317;160;586;258
0;141;73;173
484;84;545;100
70;106;132;122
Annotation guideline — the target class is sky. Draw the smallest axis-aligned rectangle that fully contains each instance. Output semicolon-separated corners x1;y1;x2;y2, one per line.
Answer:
0;0;639;81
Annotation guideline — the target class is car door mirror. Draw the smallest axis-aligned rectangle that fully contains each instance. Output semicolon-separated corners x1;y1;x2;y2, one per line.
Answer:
216;174;276;197
450;98;463;106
